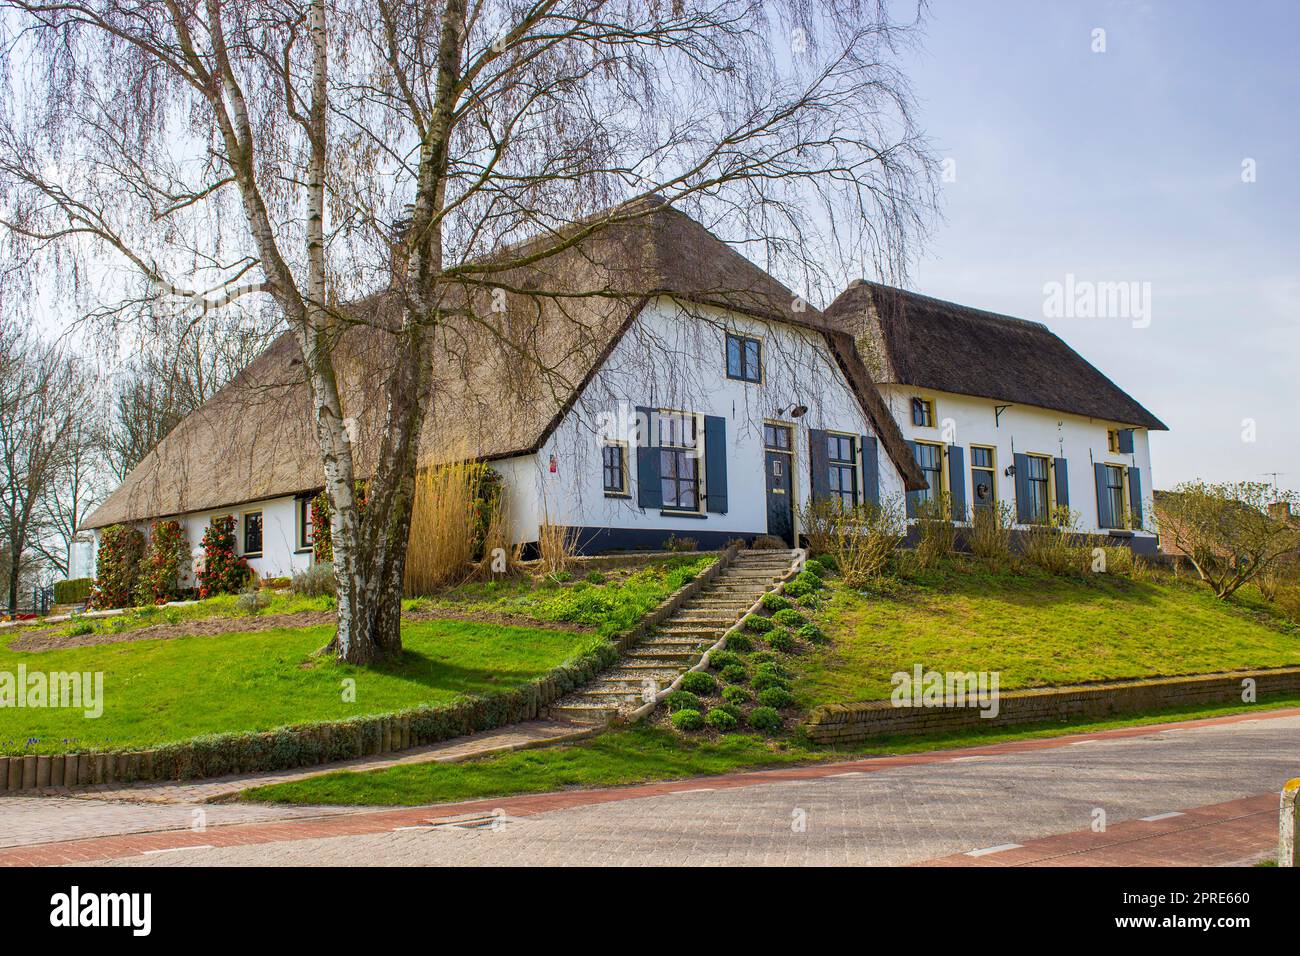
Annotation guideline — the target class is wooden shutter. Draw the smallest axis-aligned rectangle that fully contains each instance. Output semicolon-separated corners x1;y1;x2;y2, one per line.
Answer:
1117;428;1135;454
860;434;880;506
947;444;966;521
1053;457;1069;510
704;415;728;514
1094;462;1113;529
1127;466;1143;529
905;440;922;518
1013;452;1032;523
808;428;830;503
635;406;662;509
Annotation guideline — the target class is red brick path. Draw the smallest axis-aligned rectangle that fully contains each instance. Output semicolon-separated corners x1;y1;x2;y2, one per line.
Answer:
5;706;1296;867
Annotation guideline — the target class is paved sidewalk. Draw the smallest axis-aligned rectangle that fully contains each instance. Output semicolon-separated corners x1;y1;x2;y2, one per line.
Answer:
12;719;588;805
3;707;1296;867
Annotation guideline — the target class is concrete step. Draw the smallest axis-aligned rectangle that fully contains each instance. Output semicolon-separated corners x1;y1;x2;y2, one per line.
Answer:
548;703;617;725
602;671;680;685
580;686;652;702
655;626;724;638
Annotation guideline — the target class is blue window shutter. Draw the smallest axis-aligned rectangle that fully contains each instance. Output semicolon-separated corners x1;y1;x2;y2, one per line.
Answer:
1013;452;1032;523
860;434;879;506
1117;428;1134;454
704;415;727;513
635;406;661;509
808;428;830;503
947;444;966;521
1053;457;1069;510
1127;466;1143;529
1094;463;1113;529
905;440;922;517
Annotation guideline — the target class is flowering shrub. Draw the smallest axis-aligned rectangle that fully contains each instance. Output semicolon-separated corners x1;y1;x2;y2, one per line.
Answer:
137;519;188;604
197;515;251;598
91;524;146;609
310;483;368;564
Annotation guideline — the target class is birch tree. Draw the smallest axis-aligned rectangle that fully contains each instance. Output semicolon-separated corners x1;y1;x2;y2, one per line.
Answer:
0;0;935;661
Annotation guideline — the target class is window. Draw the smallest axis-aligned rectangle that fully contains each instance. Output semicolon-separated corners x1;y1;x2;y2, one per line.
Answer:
1024;455;1052;522
970;445;996;509
827;433;858;507
243;511;264;557
913;442;944;503
763;422;792;451
911;397;935;427
602;441;628;496
725;333;762;383
1107;429;1120;453
659;411;701;511
1103;464;1127;529
296;497;313;552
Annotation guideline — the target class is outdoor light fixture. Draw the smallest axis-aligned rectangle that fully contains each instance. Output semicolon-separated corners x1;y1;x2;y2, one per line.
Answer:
777;404;809;418
1004;464;1016;477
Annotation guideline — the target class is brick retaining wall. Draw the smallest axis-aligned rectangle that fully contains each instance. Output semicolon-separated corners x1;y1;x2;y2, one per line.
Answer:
804;667;1300;745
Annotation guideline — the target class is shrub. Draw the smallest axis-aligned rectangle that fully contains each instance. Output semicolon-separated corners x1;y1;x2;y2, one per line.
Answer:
793;570;824;590
66;619;94;637
914;493;957;569
725;632;754;652
721;684;751;706
1020;507;1086;577
799;496;905;586
758;686;797;709
744;614;774;633
968;502;1015;568
754;660;792;680
719;664;748;684
53;577;94;604
753;671;792;693
291;561;337;597
748;706;782;733
760;592;793;612
585;570;606;584
664;689;701;712
708;649;741;671
800;559;825;578
767;630;797;653
796;622;828;644
671;708;704;731
664;534;699;553
92;523;147;609
749;650;779;666
236;589;272;616
679;671;717;696
783;579;812;599
137;519;188;604
771;608;805;628
715;701;743;720
750;535;786;550
705;707;738;732
196;516;251;599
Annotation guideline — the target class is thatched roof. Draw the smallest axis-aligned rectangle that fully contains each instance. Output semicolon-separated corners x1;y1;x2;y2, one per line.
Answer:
825;280;1168;431
84;203;922;530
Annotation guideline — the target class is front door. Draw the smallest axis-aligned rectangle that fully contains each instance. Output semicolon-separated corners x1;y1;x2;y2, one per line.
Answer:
764;423;794;546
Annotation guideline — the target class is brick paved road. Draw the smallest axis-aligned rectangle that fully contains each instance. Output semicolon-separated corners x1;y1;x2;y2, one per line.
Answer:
86;712;1300;867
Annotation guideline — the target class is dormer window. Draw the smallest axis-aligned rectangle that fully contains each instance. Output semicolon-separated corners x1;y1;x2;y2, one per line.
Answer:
911;397;935;427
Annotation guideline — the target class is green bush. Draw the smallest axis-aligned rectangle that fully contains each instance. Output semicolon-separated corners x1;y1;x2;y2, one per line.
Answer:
138;519;187;604
92;523;147;609
771;608;805;628
705;707;738;732
744;614;774;633
679;671;717;696
66;619;94;636
664;689;701;712
801;560;825;578
719;663;748;684
754;660;792;680
793;570;824;590
584;570;606;584
708;649;741;671
721;684;751;706
760;592;792;612
767;630;797;653
748;706;782;733
725;632;754;652
671;708;705;731
796;623;827;644
758;687;797;709
815;554;838;573
53;578;94;604
749;650;778;665
753;671;792;693
715;701;743;720
783;579;812;599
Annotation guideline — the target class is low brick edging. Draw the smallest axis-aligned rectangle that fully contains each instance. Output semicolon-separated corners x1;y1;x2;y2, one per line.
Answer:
805;667;1300;745
0;552;733;793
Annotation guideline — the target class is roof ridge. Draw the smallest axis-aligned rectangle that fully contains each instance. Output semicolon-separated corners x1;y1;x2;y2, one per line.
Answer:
849;279;1051;333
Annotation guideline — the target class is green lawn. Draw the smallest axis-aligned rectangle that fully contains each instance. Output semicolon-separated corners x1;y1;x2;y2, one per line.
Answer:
241;695;1300;806
797;567;1300;706
0;620;600;755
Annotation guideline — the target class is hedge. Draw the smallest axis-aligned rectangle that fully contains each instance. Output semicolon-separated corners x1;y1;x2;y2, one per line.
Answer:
53;578;93;604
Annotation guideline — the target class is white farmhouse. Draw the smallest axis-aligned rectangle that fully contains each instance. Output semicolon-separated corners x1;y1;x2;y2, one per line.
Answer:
80;203;1165;577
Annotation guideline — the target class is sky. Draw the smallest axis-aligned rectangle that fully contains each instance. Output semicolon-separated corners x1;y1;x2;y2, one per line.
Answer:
892;0;1299;492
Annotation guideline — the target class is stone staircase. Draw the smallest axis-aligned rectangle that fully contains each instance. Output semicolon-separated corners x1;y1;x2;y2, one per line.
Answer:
546;549;800;726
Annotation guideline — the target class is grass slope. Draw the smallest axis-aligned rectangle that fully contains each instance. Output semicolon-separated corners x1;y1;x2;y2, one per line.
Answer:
798;567;1300;706
1;620;599;755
